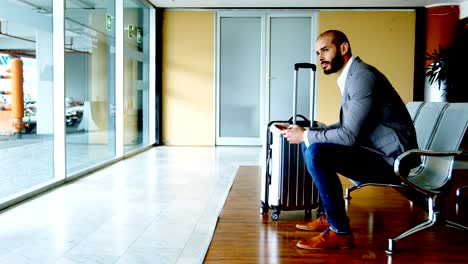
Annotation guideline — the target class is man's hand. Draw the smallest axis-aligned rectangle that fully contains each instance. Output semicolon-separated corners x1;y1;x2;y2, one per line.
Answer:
280;125;305;144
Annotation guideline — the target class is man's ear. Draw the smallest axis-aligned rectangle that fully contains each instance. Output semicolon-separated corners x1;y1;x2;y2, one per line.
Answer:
340;42;349;56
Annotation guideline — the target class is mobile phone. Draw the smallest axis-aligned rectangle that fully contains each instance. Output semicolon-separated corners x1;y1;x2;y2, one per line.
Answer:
274;124;288;130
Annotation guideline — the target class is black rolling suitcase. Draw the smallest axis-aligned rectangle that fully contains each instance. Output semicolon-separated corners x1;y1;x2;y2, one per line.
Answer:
260;63;320;221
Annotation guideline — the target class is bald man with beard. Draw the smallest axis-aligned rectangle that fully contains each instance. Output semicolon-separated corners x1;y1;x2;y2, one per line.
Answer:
281;30;419;250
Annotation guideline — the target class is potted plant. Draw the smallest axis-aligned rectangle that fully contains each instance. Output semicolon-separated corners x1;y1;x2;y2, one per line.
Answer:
425;18;468;103
425;45;450;101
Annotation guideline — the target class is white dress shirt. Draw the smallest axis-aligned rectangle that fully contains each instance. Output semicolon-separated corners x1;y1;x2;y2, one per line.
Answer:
303;56;356;147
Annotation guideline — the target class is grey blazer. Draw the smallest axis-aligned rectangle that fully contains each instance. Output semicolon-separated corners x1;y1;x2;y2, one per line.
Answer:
306;57;418;166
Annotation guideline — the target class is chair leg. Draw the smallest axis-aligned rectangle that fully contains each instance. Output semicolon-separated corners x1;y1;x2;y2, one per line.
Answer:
445;220;468;231
450;186;468;230
385;197;437;254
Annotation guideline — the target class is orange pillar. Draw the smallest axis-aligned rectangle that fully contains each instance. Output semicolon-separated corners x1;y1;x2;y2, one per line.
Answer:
425;5;460;68
10;58;24;136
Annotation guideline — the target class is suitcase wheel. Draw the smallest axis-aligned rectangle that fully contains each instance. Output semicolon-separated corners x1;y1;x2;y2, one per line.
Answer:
271;212;280;221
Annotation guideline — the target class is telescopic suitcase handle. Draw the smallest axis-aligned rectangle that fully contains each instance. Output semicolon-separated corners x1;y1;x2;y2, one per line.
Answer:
292;63;317;124
294;63;317;71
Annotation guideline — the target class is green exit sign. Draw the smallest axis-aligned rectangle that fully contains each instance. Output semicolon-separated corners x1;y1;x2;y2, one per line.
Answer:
128;25;134;39
106;14;112;31
137;29;142;44
127;25;143;44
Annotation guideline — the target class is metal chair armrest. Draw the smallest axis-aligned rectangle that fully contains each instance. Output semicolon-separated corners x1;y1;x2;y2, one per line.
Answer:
393;149;463;195
456;185;468;197
396;149;462;161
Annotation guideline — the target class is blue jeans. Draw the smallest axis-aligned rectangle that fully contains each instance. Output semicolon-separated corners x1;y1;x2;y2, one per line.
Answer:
301;143;398;234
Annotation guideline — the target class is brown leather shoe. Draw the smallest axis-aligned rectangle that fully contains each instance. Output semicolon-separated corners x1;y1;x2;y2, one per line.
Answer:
296;228;354;250
296;215;330;232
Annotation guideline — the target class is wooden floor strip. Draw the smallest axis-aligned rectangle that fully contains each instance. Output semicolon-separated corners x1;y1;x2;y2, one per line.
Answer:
204;166;468;263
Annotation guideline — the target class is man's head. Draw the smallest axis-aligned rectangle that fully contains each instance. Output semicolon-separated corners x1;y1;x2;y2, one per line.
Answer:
315;30;352;75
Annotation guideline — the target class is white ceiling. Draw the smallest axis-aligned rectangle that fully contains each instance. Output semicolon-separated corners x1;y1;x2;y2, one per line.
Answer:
148;0;464;8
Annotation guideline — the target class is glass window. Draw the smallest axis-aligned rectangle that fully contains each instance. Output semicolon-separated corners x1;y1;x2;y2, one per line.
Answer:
0;1;54;199
123;0;151;152
65;0;116;173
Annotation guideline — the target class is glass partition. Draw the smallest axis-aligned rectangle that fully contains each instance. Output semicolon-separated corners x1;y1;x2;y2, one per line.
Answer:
65;0;116;173
0;0;156;207
0;0;54;199
123;0;151;153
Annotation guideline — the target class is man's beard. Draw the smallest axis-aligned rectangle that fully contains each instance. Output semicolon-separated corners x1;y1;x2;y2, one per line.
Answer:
323;53;344;75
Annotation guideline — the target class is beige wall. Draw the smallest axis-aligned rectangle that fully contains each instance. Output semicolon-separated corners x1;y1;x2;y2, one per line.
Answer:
317;11;416;124
161;10;416;145
162;10;215;145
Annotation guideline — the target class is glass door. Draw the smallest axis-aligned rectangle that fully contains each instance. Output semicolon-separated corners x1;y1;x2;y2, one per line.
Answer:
216;14;263;146
216;11;316;146
267;15;315;122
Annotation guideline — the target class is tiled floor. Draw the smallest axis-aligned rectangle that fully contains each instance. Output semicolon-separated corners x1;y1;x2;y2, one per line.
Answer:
0;146;261;264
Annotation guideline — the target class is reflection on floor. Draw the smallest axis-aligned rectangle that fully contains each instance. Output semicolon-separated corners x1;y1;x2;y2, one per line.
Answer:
0;134;54;198
0;146;261;264
0;131;146;199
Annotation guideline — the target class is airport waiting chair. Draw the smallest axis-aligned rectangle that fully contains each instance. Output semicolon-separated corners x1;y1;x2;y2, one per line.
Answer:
344;101;443;199
345;102;468;254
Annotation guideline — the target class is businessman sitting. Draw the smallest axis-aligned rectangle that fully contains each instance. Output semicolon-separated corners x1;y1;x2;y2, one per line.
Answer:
281;30;419;250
